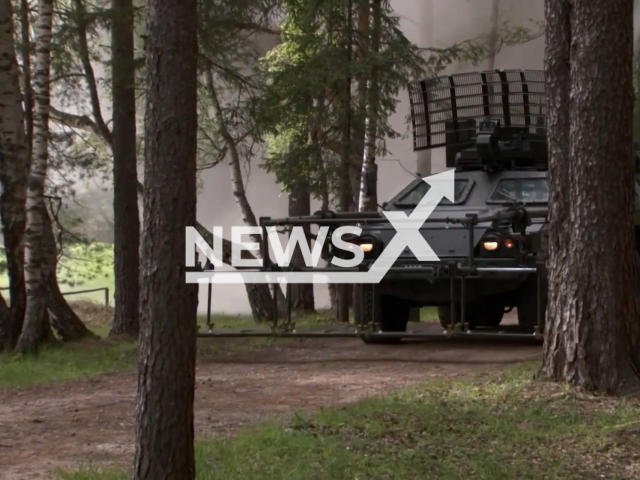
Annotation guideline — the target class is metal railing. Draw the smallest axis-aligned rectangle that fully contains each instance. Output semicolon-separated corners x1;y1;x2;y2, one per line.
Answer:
0;286;109;306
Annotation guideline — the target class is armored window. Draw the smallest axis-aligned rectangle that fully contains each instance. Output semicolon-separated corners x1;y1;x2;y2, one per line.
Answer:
490;178;549;203
393;179;471;207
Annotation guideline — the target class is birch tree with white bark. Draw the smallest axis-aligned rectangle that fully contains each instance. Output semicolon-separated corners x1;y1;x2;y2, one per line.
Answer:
357;0;382;213
17;0;54;353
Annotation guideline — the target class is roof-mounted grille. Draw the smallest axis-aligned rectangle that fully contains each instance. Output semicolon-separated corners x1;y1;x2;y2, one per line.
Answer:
408;69;547;151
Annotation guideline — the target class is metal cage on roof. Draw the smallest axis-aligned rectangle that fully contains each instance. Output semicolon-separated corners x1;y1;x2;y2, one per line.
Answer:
408;69;547;151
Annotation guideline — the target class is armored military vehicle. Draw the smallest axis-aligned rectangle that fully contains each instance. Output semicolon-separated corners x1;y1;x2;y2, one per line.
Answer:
243;70;549;343
342;69;552;341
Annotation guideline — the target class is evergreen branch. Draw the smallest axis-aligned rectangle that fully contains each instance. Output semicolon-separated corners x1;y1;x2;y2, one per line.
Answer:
50;72;86;83
49;106;113;148
72;0;112;146
225;20;282;36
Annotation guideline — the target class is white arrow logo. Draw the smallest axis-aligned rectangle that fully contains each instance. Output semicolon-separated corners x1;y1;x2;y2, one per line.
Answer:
186;169;456;285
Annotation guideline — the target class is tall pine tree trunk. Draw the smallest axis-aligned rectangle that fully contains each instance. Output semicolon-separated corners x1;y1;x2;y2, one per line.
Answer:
334;0;355;322
110;0;140;337
288;176;314;312
0;0;29;350
540;0;640;395
133;0;198;473
17;0;53;353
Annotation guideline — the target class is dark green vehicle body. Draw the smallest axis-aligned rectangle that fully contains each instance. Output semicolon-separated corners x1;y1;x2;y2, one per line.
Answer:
357;167;550;335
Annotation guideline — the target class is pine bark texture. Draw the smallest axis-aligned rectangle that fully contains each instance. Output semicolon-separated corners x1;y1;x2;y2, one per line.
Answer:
336;5;354;322
288;177;314;312
541;0;640;394
110;0;140;337
0;0;28;349
17;0;53;353
133;0;198;474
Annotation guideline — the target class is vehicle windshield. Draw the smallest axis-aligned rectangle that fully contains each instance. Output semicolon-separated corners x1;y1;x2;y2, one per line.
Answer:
393;179;469;207
490;178;549;203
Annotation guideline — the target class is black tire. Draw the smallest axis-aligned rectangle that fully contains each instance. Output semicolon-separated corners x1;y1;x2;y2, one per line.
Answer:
355;285;410;344
517;273;547;333
481;299;505;328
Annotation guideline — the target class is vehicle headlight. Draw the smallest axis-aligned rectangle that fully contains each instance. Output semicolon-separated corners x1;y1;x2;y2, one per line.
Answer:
359;242;374;252
356;236;378;253
482;240;499;251
481;234;516;252
342;235;379;255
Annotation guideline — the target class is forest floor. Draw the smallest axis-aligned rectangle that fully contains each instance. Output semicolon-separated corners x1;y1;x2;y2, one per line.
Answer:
0;308;553;480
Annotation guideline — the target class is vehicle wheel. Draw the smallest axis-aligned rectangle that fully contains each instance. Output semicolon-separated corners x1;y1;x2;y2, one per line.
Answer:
478;299;505;328
516;273;547;333
355;285;409;344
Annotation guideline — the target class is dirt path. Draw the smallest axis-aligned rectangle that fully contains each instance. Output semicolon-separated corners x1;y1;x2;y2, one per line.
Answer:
0;320;540;480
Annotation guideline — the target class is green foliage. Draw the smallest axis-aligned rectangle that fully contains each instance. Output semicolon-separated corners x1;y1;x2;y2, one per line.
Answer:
60;362;640;479
0;241;114;304
57;242;114;288
0;339;137;390
254;0;486;201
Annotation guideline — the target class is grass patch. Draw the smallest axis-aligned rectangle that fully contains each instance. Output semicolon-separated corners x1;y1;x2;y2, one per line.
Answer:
420;306;438;322
0;301;133;390
0;339;136;390
0;302;439;391
59;362;640;480
0;305;341;390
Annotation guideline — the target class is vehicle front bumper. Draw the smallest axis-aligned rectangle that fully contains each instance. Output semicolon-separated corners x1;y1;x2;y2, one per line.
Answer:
367;258;538;281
